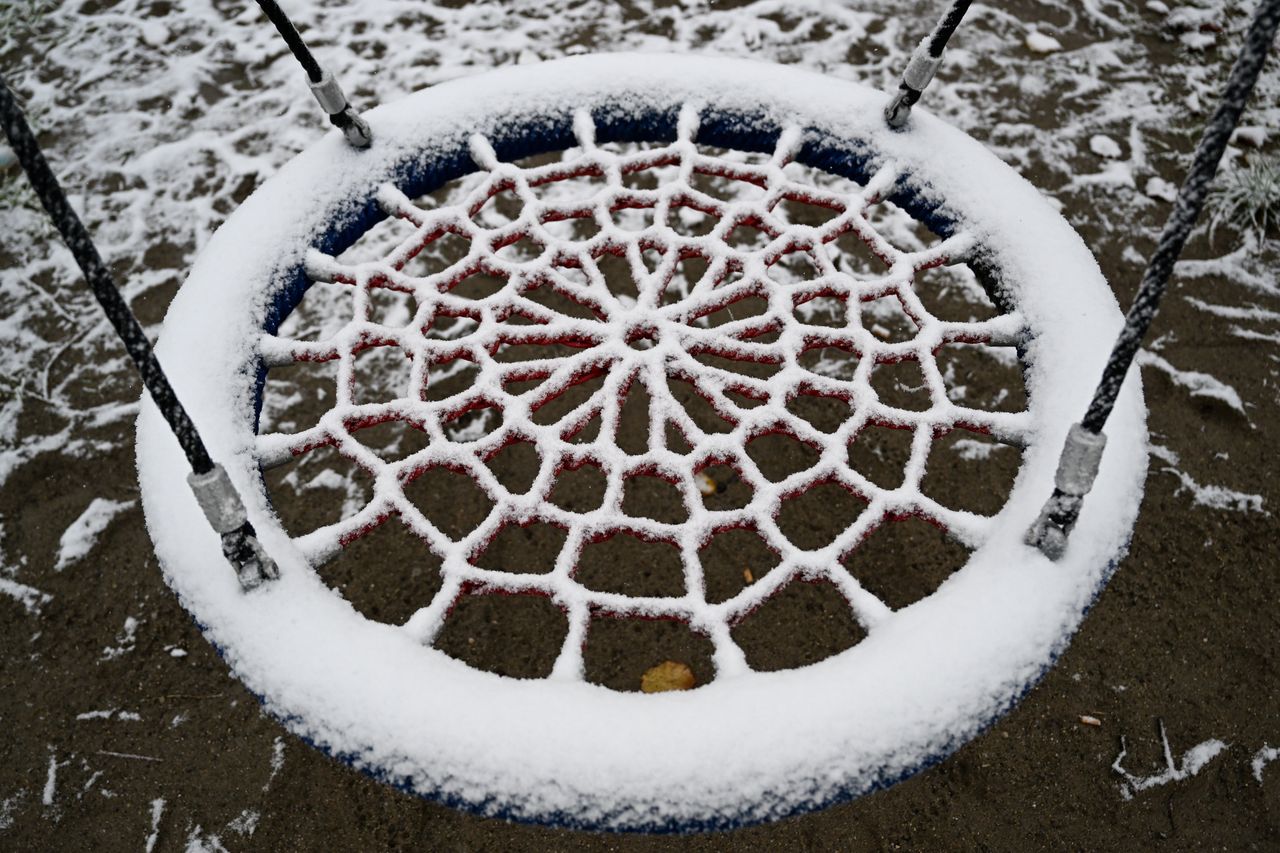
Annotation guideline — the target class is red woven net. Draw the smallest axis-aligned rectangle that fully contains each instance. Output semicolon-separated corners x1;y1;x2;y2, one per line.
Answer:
256;106;1030;681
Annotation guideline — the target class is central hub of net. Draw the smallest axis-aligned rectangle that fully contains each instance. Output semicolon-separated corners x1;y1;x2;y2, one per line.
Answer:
257;107;1030;687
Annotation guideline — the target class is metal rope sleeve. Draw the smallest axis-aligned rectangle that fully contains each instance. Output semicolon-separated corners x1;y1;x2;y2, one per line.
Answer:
884;0;973;129
0;77;214;476
0;76;278;589
1026;0;1280;559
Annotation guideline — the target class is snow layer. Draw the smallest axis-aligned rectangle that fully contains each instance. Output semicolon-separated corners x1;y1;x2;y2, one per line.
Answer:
136;55;1147;830
1252;745;1280;783
1112;722;1227;800
54;498;135;571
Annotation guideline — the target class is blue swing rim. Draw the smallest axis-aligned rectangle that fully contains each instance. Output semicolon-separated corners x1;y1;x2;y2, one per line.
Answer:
225;97;1129;834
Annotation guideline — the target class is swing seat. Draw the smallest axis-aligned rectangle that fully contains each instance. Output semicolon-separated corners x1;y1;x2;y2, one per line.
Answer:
136;53;1146;831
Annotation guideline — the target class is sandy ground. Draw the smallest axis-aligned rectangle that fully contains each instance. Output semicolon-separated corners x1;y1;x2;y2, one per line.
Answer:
2;0;1279;849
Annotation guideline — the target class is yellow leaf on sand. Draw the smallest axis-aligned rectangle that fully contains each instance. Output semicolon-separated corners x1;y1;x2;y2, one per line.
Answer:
641;660;696;693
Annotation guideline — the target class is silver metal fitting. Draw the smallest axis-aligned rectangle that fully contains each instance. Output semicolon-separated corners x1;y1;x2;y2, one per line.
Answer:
308;68;373;149
338;110;373;149
308;68;349;114
884;89;915;130
902;45;944;92
227;530;280;591
1024;423;1108;560
1054;423;1107;497
188;463;279;590
1025;493;1076;561
188;463;248;533
885;43;942;130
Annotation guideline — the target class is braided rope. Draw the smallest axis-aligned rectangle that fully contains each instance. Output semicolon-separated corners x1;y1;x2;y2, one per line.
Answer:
1026;0;1280;557
0;75;278;589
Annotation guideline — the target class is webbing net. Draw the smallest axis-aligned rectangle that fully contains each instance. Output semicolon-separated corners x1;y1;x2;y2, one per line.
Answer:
255;106;1031;683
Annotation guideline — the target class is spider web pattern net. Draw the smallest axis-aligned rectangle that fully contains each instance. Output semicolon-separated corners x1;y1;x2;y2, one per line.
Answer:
256;106;1032;681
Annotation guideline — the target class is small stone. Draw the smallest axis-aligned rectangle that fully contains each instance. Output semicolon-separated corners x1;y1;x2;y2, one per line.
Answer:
1089;135;1122;159
1079;714;1102;727
641;660;696;693
1145;177;1178;203
1025;31;1063;54
743;567;755;584
169;648;187;658
1232;126;1267;148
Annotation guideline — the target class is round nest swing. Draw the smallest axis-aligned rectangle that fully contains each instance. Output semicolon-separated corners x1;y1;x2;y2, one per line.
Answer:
135;54;1146;831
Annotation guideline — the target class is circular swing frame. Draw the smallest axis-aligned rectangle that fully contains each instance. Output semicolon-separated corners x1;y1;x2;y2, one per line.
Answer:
136;54;1146;831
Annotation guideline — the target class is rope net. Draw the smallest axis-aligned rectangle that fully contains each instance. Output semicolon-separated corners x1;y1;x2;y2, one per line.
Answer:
256;106;1031;684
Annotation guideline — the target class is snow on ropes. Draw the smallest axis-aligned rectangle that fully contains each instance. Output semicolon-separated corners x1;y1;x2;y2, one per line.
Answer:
136;55;1146;831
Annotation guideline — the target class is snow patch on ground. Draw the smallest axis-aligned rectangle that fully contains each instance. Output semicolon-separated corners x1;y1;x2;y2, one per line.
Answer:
100;616;140;661
75;709;141;722
263;737;285;792
1145;176;1178;202
145;798;165;853
1136;350;1247;416
1089;134;1122;158
184;826;229;853
1112;722;1228;800
41;751;59;807
227;809;260;836
1252;745;1280;783
1;522;50;615
0;793;17;830
1150;445;1266;514
951;439;1003;460
55;498;135;571
0;576;50;615
1025;31;1063;53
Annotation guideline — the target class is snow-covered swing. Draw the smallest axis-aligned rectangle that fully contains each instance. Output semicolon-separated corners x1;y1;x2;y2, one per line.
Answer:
2;0;1276;833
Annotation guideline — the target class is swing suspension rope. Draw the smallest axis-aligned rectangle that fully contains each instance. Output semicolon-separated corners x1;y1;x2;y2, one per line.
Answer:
1024;0;1280;557
0;79;279;590
890;0;1279;556
0;0;1274;597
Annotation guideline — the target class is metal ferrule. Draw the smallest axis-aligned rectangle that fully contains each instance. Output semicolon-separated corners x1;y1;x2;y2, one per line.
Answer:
187;463;248;533
1054;422;1107;496
308;68;349;115
902;45;943;92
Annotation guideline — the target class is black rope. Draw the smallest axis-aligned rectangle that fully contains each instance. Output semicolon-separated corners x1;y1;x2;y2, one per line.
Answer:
0;77;214;476
928;0;973;57
1027;0;1280;557
1082;0;1280;433
885;0;973;128
254;0;323;83
0;75;278;589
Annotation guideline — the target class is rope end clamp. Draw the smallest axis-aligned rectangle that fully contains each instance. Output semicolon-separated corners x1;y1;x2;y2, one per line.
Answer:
885;40;944;130
309;68;372;149
188;464;280;590
1025;423;1108;560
